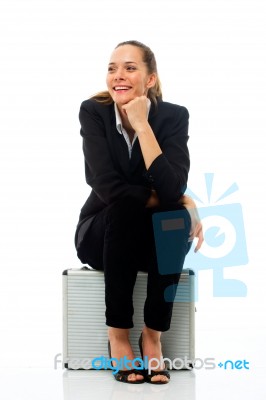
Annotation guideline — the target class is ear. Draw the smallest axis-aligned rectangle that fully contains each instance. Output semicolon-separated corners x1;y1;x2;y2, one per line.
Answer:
146;73;157;89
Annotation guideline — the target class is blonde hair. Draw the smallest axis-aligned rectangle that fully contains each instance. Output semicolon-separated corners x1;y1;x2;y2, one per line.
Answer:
91;40;162;105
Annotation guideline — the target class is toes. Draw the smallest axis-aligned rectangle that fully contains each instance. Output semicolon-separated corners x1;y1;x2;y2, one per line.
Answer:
128;373;137;381
128;373;144;382
151;374;169;383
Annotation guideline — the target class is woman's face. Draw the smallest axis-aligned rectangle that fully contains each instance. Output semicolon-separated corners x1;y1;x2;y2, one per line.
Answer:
106;45;156;108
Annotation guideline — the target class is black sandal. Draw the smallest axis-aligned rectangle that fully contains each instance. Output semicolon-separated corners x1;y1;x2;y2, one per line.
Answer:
108;340;145;384
138;333;170;384
144;369;170;384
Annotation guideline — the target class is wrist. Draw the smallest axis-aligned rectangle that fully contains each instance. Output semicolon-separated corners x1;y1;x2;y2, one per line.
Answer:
134;120;150;135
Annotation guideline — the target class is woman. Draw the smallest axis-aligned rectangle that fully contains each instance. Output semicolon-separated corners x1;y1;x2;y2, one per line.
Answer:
74;40;203;384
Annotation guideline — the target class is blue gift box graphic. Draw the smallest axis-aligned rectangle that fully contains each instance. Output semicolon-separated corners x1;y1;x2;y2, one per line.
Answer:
152;173;249;300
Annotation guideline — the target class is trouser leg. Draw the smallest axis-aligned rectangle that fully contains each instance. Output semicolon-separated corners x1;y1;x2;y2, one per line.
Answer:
103;198;148;328
77;197;148;329
141;206;192;332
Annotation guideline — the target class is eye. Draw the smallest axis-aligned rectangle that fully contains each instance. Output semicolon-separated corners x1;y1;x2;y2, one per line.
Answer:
108;66;116;73
126;66;136;71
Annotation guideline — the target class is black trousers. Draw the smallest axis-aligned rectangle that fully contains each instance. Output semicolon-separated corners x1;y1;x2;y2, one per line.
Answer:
76;197;192;332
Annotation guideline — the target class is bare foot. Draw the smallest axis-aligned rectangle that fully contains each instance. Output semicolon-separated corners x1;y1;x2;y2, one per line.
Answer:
141;326;170;383
108;328;144;383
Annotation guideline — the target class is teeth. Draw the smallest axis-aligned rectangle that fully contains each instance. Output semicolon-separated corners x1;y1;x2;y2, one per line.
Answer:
115;86;130;90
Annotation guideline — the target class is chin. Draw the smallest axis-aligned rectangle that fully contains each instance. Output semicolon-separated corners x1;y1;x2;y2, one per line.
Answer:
114;97;133;106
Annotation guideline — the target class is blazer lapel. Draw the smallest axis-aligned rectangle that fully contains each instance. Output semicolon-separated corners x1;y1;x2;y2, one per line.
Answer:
129;138;144;174
109;107;131;177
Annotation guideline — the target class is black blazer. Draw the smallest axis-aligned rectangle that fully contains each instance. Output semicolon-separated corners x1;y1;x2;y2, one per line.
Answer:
75;98;190;245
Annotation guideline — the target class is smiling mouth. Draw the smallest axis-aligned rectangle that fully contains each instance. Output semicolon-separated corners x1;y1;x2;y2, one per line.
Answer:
113;86;132;92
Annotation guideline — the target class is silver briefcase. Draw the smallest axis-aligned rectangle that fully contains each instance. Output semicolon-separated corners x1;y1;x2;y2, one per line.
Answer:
62;266;195;370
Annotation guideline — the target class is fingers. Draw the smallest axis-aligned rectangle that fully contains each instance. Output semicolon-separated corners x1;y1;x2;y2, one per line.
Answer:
121;95;147;109
121;96;148;129
194;224;204;252
181;199;204;252
189;222;204;252
194;232;204;252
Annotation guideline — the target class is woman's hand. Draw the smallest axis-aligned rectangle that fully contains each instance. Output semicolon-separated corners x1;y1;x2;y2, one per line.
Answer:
146;192;203;251
122;96;162;170
121;96;149;132
179;194;204;252
146;190;160;208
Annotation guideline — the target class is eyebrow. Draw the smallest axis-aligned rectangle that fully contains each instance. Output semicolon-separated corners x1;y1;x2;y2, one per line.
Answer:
108;61;137;65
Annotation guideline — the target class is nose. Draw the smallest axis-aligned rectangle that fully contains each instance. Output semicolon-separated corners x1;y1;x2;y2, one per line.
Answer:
114;67;125;81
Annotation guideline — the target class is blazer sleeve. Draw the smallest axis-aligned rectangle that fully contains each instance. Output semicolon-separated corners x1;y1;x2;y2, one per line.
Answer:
79;100;151;206
145;105;190;206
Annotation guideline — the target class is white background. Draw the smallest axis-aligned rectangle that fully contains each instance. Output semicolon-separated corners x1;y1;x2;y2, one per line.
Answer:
0;0;265;385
